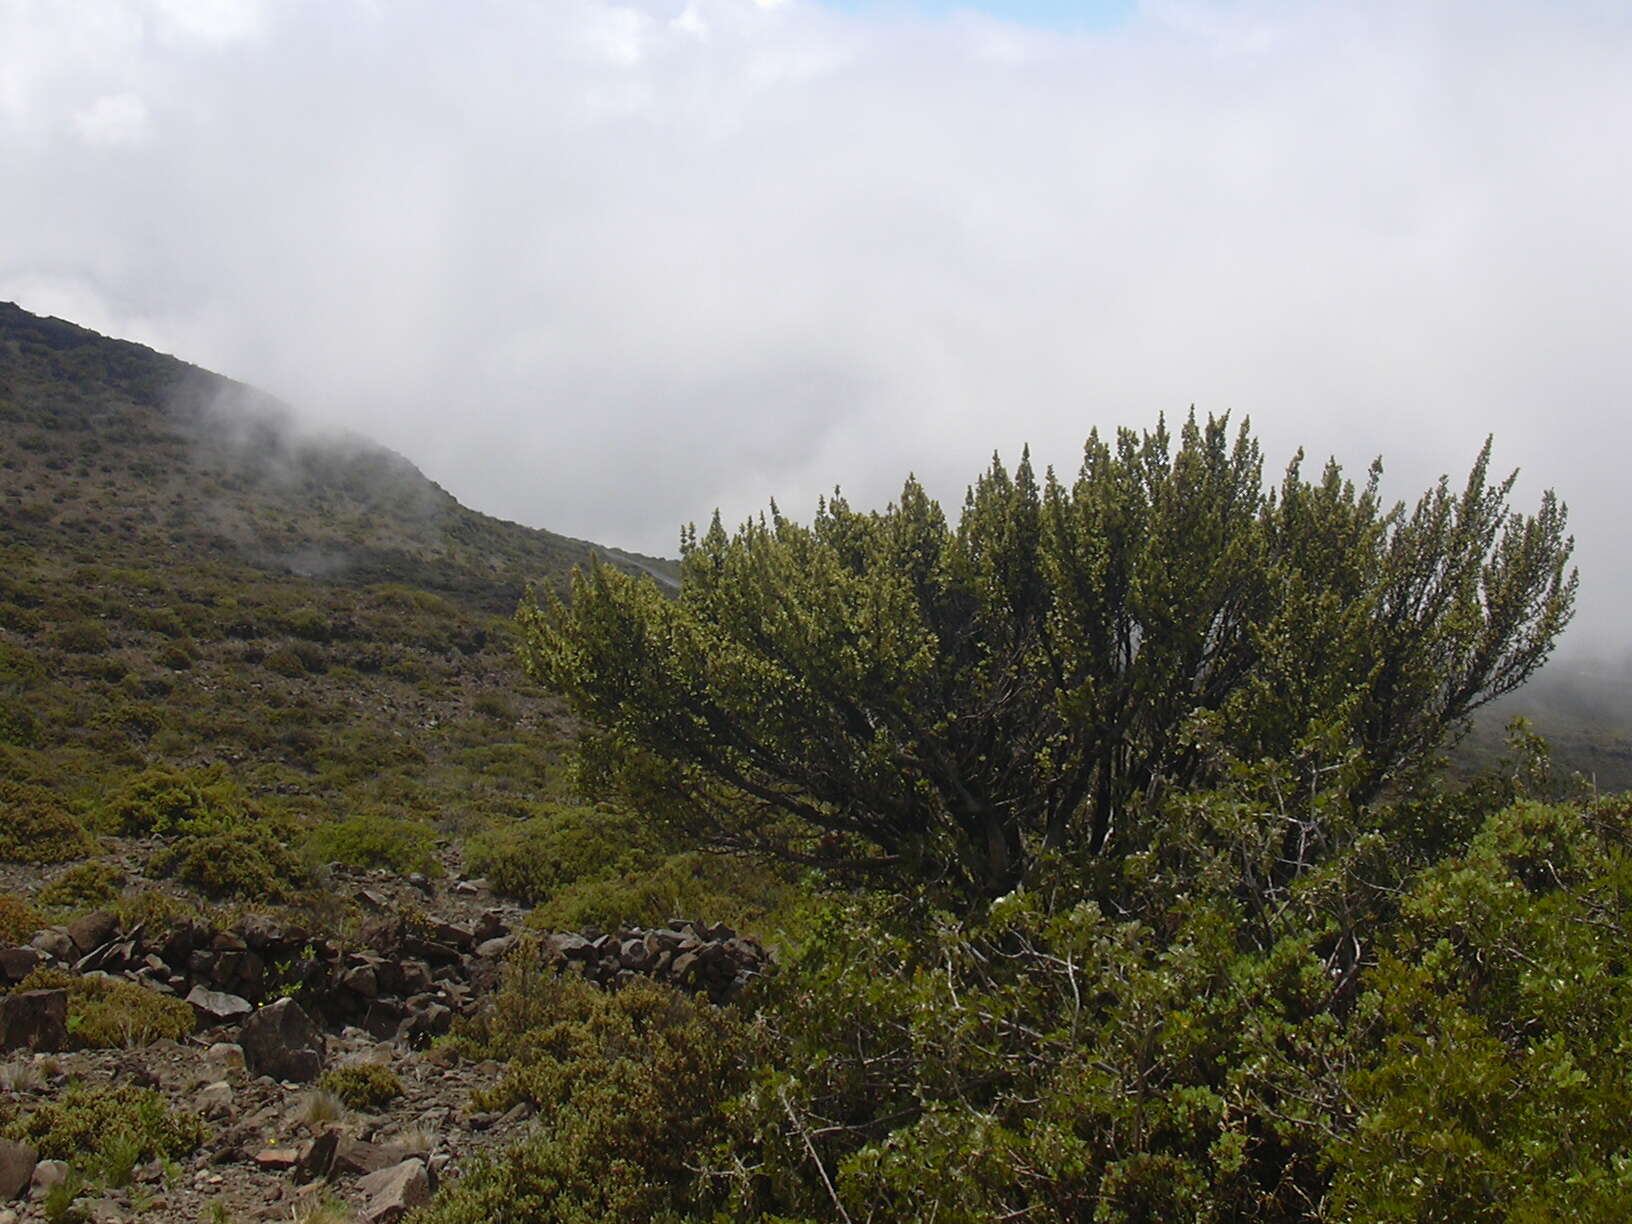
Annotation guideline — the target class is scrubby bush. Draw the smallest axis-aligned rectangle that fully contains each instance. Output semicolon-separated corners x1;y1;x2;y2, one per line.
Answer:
3;1078;204;1163
99;764;250;837
306;812;441;878
0;894;45;942
48;618;110;653
13;968;194;1048
421;972;753;1223
527;850;794;933
463;805;660;905
37;861;124;910
0;780;94;863
148;823;308;900
317;1064;404;1112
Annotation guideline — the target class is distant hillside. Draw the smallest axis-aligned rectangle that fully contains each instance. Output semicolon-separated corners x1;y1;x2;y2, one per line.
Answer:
0;302;675;842
0;301;676;611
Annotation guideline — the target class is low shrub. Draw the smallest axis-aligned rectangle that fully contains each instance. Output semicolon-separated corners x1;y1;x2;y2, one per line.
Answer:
317;1064;404;1112
528;850;796;933
0;780;94;863
463;805;660;905
48;618;110;653
0;894;45;942
37;862;124;910
13;968;194;1048
3;1078;204;1163
149;823;308;900
422;972;752;1223
306;812;441;878
99;765;251;837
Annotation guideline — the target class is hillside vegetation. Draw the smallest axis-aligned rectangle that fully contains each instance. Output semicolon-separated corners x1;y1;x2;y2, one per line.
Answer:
5;303;1632;1223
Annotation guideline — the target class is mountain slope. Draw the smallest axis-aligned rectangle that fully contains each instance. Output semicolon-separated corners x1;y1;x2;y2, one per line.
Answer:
0;301;676;611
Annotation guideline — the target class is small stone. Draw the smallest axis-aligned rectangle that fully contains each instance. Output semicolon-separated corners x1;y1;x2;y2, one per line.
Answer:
195;1081;235;1119
339;964;379;998
474;936;514;960
28;1159;68;1202
27;930;73;963
0;1138;36;1200
358;1158;431;1223
205;1042;246;1073
253;1148;301;1170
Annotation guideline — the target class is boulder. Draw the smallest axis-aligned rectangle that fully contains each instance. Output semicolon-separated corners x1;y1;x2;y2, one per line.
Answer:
0;1140;36;1201
358;1158;431;1223
239;998;325;1082
27;930;73;963
0;989;67;1053
65;910;118;956
0;948;41;984
186;986;252;1025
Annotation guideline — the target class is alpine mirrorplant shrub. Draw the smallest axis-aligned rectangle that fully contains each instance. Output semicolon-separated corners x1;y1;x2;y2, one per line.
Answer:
0;780;94;863
306;812;441;878
3;1078;204;1163
14;968;195;1048
317;1064;404;1112
0;894;45;942
37;861;124;910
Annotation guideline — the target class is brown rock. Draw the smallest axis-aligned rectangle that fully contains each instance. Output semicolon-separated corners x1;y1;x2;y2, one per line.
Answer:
338;964;379;998
0;948;41;984
186;986;252;1024
0;990;67;1053
358;1158;431;1223
239;998;325;1082
297;1129;340;1181
65;911;118;956
253;1148;300;1170
28;929;74;963
0;1139;36;1201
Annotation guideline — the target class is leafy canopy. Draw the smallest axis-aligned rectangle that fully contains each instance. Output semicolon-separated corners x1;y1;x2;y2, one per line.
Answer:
521;413;1574;902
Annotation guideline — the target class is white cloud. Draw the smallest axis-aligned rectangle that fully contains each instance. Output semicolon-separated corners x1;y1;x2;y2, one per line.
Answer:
0;0;1628;650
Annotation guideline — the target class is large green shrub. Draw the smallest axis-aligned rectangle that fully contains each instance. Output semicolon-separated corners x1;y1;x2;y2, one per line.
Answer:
3;1079;203;1163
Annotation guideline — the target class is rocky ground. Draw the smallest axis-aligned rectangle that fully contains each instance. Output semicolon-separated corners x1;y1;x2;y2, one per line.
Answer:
0;850;770;1223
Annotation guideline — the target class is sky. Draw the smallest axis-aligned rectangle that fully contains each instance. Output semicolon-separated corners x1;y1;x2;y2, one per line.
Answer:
1;0;1630;652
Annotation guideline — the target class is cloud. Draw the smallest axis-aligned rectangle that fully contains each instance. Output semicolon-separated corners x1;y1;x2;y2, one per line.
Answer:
1;0;1629;649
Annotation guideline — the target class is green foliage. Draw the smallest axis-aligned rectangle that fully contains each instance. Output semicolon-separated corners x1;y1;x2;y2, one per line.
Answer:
14;967;195;1048
306;812;441;877
3;1078;204;1163
99;764;252;837
317;1063;404;1112
464;805;661;904
148;822;308;900
420;971;752;1223
37;861;124;910
49;618;110;653
0;779;95;863
524;415;1575;903
1329;798;1632;1221
0;893;45;942
527;849;795;933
